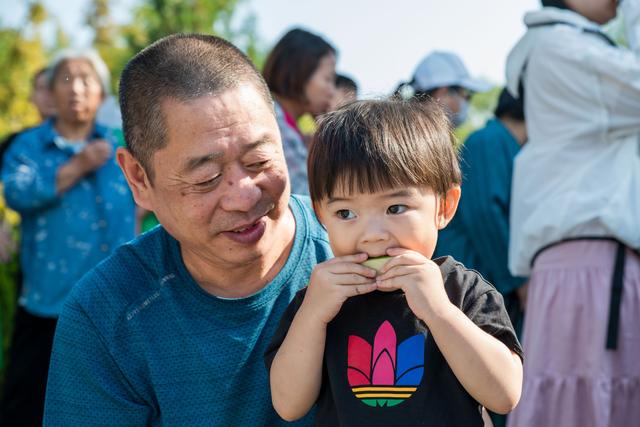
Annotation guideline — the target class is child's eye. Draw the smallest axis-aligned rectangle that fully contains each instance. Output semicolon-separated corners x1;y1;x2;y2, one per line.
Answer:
387;204;407;215
336;209;356;220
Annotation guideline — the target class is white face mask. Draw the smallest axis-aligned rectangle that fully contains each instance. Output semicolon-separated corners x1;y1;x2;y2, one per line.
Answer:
452;98;469;128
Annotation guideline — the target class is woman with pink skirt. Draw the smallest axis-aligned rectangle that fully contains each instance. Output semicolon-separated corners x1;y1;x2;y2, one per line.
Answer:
505;0;640;425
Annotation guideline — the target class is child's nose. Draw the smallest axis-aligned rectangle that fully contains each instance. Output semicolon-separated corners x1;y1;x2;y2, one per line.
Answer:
360;219;390;245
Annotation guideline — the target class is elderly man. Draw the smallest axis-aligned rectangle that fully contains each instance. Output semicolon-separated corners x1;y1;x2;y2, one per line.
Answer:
44;34;332;425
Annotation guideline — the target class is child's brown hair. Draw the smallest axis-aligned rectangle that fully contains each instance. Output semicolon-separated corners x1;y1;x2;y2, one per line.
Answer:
308;98;461;203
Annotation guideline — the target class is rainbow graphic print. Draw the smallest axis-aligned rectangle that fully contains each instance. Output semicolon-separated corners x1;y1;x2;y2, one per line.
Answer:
347;320;425;408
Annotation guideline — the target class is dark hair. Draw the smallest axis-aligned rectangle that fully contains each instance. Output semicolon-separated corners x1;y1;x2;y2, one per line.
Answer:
494;88;525;121
308;99;461;202
119;33;272;181
541;0;570;9
335;74;358;93
262;28;336;103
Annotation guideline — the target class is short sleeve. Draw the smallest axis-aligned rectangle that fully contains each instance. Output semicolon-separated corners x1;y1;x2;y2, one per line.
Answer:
463;287;524;362
264;288;307;372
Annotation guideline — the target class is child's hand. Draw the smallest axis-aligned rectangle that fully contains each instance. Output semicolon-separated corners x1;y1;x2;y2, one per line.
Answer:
376;248;452;324
302;253;377;325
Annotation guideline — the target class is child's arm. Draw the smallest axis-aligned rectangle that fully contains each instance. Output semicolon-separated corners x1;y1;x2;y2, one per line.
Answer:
269;253;377;421
377;248;523;415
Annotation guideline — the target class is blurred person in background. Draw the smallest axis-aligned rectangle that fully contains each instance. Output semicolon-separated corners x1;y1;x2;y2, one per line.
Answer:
505;0;640;426
434;87;527;427
0;67;56;301
263;28;336;195
329;73;358;110
395;51;490;129
0;49;135;427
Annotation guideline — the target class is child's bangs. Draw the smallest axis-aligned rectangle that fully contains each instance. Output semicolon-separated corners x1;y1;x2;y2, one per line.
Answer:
317;138;424;200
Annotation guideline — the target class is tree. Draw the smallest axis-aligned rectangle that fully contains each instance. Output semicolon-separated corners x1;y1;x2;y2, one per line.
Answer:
88;0;265;95
0;1;50;139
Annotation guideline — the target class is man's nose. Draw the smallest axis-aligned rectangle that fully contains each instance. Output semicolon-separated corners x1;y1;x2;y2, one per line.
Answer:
219;165;262;212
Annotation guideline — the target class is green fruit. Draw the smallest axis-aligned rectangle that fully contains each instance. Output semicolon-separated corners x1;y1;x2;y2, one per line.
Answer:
361;256;391;272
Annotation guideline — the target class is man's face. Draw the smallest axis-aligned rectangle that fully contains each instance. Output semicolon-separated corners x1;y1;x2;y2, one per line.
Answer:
146;85;290;269
51;59;104;126
567;0;617;24
315;184;446;260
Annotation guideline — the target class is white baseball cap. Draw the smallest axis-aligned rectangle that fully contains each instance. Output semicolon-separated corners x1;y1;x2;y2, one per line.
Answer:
412;51;491;93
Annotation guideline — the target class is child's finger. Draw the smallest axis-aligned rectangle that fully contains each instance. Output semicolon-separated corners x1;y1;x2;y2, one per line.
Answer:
327;253;369;265
375;276;402;291
379;252;426;274
347;282;378;297
334;273;377;286
376;265;415;282
327;261;377;278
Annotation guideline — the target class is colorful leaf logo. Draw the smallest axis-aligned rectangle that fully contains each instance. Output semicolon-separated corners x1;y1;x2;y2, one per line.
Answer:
347;320;425;407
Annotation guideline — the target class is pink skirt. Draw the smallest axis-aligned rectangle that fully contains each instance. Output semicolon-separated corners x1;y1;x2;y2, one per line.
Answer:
507;240;640;427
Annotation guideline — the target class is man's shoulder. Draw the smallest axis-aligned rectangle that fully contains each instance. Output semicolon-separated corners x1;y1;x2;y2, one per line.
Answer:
290;194;329;244
67;227;170;320
6;122;51;151
463;121;502;151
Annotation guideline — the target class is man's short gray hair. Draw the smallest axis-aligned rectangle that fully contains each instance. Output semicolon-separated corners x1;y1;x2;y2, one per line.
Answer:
119;33;273;182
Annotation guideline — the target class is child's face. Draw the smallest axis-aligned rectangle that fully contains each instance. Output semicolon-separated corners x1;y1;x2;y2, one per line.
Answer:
315;184;458;259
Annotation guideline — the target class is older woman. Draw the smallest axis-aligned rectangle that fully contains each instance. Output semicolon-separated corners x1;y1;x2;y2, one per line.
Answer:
0;50;134;427
263;28;336;195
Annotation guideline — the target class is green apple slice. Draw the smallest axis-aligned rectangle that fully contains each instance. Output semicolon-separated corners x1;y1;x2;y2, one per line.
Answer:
361;256;391;272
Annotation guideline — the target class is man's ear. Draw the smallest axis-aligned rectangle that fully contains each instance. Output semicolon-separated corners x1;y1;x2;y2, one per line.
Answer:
116;147;154;211
437;185;461;230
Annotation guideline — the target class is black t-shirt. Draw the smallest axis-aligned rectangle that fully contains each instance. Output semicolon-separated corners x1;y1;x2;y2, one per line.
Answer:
265;256;523;426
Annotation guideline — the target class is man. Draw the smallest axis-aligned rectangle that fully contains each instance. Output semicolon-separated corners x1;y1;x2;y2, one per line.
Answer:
329;74;358;111
1;50;135;427
396;51;490;128
0;67;56;263
44;34;332;425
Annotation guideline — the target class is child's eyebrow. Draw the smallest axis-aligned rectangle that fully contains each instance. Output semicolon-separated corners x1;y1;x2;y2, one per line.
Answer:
379;190;414;199
326;190;415;205
326;196;351;205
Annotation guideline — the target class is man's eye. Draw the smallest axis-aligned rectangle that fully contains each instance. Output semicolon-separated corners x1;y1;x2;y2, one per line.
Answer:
336;209;355;220
195;175;221;188
248;160;270;170
387;204;407;215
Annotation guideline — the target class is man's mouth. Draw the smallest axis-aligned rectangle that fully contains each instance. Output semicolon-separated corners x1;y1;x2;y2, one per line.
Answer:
223;218;266;244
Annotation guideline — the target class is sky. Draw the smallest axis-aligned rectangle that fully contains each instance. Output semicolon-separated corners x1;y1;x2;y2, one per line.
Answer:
1;0;540;97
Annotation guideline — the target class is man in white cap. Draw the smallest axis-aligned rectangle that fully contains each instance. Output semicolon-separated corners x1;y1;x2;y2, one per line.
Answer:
396;51;490;128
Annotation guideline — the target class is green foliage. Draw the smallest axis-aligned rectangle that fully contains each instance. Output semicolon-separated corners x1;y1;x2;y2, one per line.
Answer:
454;86;501;145
89;0;266;95
0;2;49;139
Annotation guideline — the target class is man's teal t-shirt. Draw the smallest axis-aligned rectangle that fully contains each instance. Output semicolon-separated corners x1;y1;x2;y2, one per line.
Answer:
44;195;332;426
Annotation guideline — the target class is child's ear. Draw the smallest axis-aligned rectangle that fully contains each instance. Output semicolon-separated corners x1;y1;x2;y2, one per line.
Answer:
437;185;461;230
311;201;327;228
